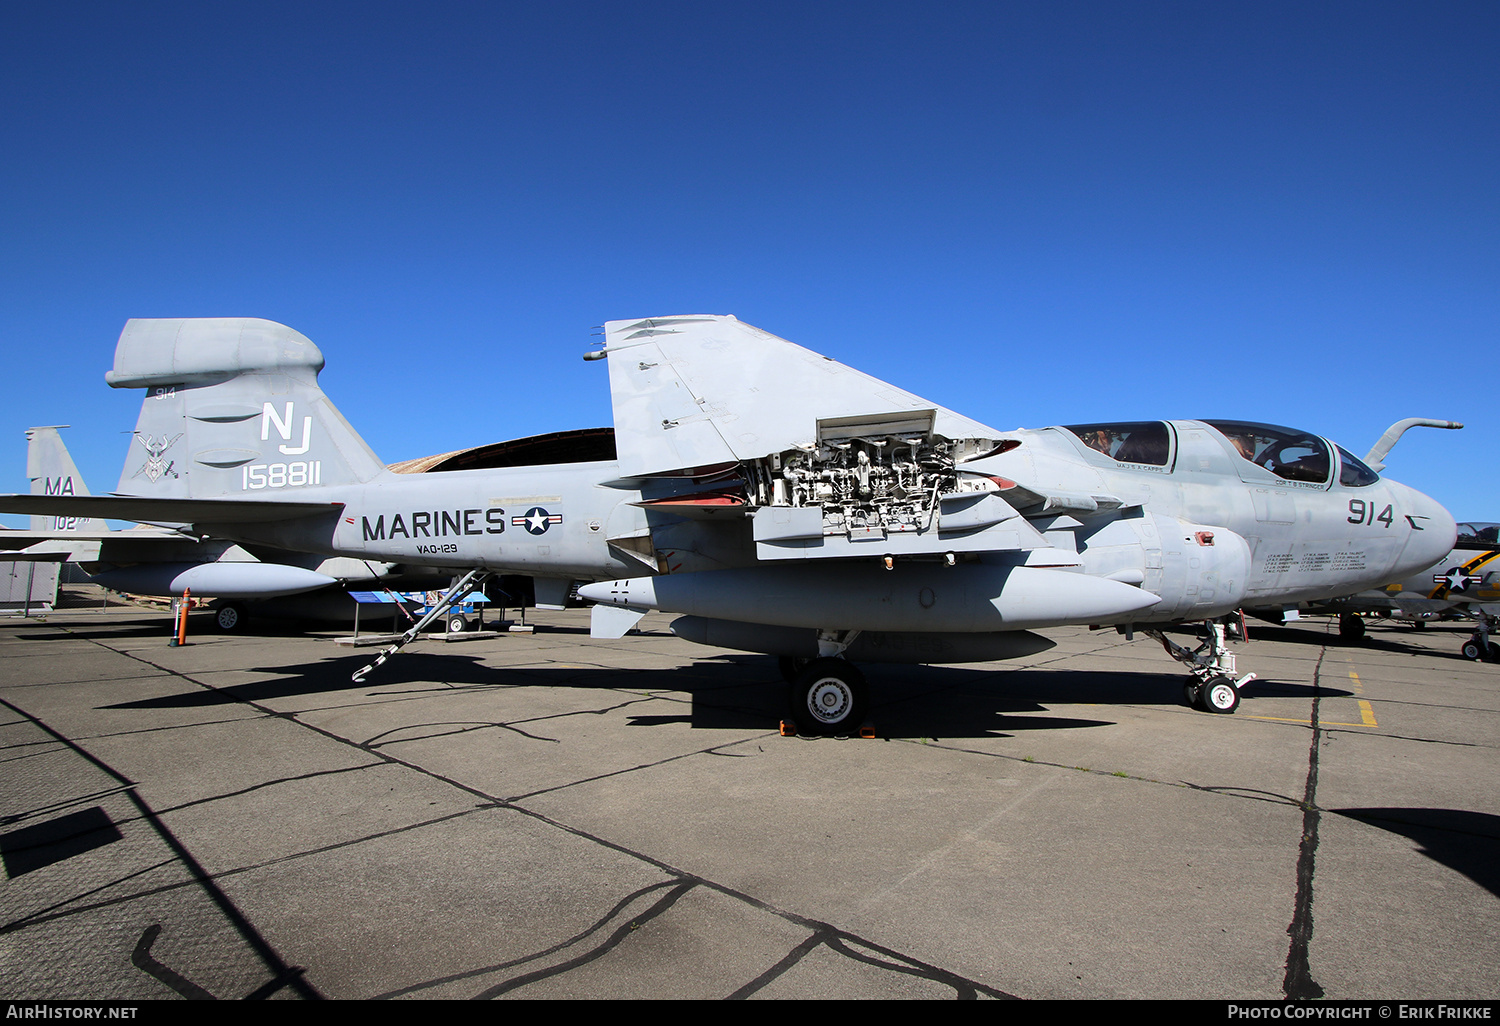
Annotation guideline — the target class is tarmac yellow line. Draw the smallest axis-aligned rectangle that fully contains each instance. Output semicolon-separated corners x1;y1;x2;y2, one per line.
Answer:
1347;668;1379;727
1247;715;1374;726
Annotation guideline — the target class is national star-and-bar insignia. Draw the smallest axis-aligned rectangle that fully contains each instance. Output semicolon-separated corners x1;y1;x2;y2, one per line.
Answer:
513;507;564;535
1434;570;1481;593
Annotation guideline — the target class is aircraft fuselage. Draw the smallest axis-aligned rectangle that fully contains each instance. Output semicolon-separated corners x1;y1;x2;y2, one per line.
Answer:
220;459;651;580
215;417;1455;628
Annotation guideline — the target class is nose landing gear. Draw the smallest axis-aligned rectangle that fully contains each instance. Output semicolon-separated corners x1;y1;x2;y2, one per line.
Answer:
1145;618;1256;714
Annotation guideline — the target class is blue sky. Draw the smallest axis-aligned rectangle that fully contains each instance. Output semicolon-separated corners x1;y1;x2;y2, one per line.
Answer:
1;1;1495;518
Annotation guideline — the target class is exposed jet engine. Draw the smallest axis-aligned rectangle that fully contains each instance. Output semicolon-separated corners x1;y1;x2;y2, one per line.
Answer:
737;412;1014;553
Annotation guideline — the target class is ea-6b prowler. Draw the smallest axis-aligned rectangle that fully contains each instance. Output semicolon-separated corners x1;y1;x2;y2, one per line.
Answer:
0;315;1456;731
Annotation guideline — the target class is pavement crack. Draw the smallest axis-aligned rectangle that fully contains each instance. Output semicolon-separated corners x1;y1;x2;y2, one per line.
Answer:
824;934;1010;999
726;930;829;998
469;881;698;998
362;720;561;748
369;880;686;998
1282;645;1327;1001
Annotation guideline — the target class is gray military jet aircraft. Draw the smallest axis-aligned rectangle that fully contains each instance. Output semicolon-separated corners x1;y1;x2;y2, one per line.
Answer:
0;316;1457;729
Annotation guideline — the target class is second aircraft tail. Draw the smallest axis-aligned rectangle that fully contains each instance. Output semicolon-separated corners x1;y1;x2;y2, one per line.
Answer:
25;426;108;533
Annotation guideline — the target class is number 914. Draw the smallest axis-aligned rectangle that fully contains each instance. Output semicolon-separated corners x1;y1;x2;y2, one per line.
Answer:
1348;499;1394;527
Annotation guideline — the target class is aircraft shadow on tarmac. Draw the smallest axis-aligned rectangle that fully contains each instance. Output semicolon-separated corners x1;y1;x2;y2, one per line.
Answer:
82;646;1292;739
14;619;181;642
13;612;349;643
1238;677;1357;702
1246;623;1460;659
1332;808;1500;898
84;638;1358;737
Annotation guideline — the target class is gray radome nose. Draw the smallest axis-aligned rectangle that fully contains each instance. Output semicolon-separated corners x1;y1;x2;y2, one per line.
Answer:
1390;482;1457;576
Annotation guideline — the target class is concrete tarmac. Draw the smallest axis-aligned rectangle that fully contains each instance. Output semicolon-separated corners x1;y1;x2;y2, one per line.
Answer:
1;596;1496;1000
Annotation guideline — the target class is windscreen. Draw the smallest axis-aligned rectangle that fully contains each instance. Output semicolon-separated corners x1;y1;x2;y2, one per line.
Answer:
1205;421;1331;484
1336;446;1380;487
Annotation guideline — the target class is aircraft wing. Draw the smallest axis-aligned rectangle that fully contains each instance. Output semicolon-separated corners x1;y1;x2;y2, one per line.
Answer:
0;494;342;526
598;316;1001;478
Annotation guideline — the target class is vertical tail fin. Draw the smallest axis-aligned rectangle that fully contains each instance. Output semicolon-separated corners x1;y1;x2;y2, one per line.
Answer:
105;318;388;499
25;426;108;532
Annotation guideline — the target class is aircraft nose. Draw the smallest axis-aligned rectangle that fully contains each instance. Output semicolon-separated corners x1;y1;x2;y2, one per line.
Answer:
1389;482;1457;575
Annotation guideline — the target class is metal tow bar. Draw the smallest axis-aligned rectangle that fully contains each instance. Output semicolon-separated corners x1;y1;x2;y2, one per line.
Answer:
352;568;489;682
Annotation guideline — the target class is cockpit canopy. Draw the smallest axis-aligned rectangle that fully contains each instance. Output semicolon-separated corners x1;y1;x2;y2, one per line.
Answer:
1062;421;1172;466
1456;523;1499;550
1202;421;1332;483
1203;421;1381;487
1065;419;1381;487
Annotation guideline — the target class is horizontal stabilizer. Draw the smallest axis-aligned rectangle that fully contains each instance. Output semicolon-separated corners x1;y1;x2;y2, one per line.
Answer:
0;530;122;551
0;494;342;526
0;550;71;562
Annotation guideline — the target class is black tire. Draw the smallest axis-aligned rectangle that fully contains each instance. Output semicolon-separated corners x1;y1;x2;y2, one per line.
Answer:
1202;677;1240;714
789;658;867;735
1183;681;1203;709
447;614;468;634
1462;639;1482;661
1339;614;1366;642
214;604;245;633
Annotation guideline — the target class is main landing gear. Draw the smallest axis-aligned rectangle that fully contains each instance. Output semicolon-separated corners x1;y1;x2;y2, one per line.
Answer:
791;659;868;734
213;603;246;633
783;630;870;736
1461;614;1499;663
1141;618;1256;714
